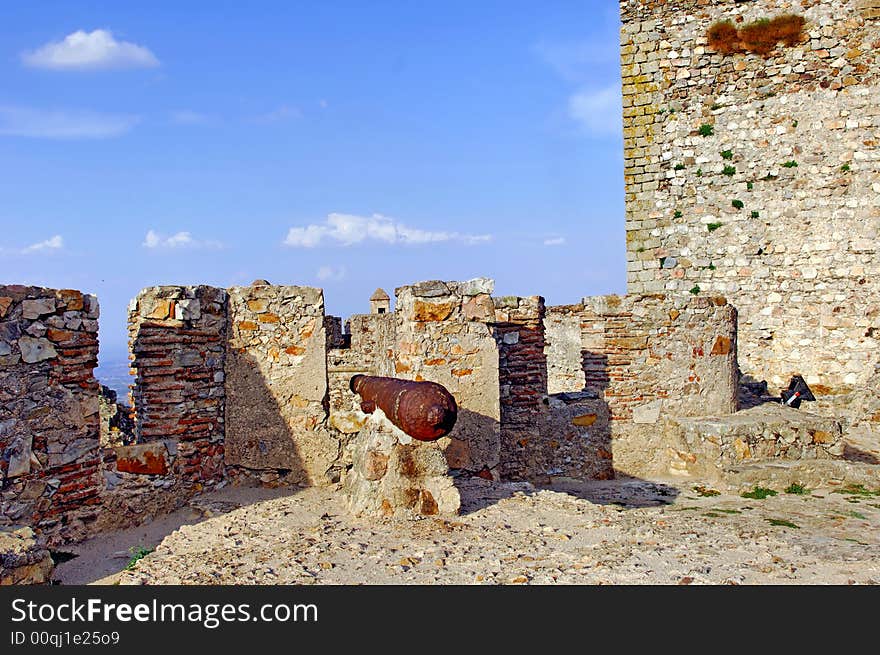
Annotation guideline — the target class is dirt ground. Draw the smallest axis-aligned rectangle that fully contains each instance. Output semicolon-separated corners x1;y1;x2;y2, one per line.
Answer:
53;475;880;585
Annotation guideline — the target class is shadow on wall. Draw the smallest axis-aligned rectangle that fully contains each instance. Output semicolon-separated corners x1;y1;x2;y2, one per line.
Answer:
223;350;318;486
444;407;500;476
455;348;680;513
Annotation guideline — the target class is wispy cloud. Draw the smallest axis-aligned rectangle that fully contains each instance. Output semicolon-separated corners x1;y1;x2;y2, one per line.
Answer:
568;85;622;137
0;105;139;139
170;110;216;126
536;30;623;140
252;105;301;124
21;235;64;255
21;29;159;71
316;265;347;281
283;213;492;248
143;230;223;250
543;236;566;246
534;40;620;82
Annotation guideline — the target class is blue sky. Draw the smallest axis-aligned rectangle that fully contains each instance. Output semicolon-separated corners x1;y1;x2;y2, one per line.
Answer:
1;1;625;362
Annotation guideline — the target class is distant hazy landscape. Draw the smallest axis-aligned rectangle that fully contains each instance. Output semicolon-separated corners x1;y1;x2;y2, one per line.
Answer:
95;356;133;402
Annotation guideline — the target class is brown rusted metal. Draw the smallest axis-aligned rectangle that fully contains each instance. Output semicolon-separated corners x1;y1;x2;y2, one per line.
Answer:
350;375;457;442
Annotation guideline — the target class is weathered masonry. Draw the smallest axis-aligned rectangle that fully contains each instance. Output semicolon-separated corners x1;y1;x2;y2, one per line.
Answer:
2;279;759;549
0;286;102;545
620;0;880;390
543;294;739;478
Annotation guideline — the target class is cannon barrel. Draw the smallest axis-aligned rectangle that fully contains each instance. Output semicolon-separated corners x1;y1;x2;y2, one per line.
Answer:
350;375;457;441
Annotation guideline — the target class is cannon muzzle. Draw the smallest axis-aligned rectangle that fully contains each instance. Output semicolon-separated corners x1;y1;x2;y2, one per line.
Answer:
350;375;458;441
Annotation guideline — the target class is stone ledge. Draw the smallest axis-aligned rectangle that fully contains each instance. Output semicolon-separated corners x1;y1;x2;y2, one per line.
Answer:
665;404;845;479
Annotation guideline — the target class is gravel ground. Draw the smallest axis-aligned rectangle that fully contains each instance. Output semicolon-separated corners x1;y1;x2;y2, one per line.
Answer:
72;476;880;586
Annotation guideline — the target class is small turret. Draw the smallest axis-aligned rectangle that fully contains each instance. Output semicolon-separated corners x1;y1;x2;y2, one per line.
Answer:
369;288;391;314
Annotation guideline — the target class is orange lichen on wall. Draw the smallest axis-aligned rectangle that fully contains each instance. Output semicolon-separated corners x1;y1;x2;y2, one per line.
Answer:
708;14;806;56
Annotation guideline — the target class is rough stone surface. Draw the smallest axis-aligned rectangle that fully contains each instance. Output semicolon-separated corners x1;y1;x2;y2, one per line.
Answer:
117;477;880;585
0;526;53;585
620;0;880;391
129;286;227;486
225;284;339;486
344;412;460;518
0;285;101;546
664;404;845;479
114;442;171;475
544;294;739;477
395;281;502;475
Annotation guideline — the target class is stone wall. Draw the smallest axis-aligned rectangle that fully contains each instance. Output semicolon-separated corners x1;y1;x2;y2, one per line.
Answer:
128;286;227;487
225;284;340;486
620;0;880;390
0;286;101;545
492;295;549;480
544;294;739;477
394;279;502;476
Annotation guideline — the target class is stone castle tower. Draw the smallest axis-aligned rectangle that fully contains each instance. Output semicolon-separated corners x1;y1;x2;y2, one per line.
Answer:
619;0;880;390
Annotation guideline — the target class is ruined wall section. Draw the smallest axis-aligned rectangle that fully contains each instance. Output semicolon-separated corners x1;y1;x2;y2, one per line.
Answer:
584;294;738;421
620;0;880;390
0;286;101;545
128;286;227;487
544;294;739;477
492;296;549;480
225;285;339;485
394;279;501;475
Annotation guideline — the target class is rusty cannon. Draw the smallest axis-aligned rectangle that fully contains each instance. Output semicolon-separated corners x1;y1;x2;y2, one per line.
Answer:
350;374;458;442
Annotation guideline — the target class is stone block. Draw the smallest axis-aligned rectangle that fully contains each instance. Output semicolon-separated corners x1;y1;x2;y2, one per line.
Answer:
412;300;456;322
710;336;732;355
0;322;21;342
0;527;54;585
410;280;450;298
459;277;495;296
633;399;663;424
115;442;171;475
18;337;57;363
58;290;83;311
175;298;201;321
21;298;55;320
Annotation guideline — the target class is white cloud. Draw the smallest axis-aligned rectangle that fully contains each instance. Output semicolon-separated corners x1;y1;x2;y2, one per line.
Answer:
544;237;566;246
534;40;620;81
316;265;346;281
0;106;139;139
21;29;159;71
143;230;222;250
252;105;301;124
568;85;622;137
22;235;64;254
283;213;492;248
170;110;215;126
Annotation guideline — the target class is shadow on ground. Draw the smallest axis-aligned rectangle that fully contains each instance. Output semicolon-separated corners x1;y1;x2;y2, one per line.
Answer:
455;474;680;515
51;484;296;585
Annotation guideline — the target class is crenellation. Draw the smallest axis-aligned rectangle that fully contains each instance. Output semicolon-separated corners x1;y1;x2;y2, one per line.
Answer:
0;285;102;546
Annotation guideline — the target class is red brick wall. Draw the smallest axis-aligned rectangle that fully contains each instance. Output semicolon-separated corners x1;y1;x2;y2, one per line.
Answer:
0;286;101;545
128;286;227;484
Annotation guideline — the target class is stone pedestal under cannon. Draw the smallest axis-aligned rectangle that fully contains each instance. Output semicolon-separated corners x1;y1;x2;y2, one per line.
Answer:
343;376;461;518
